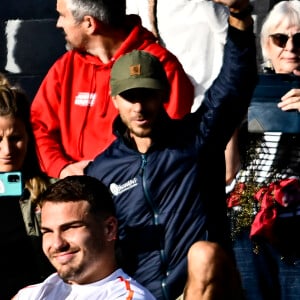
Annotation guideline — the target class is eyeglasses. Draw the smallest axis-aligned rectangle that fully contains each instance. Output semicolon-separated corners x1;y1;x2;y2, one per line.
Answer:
269;32;300;49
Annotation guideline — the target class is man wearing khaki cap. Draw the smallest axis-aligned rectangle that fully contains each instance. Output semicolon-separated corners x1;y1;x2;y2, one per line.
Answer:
86;0;257;299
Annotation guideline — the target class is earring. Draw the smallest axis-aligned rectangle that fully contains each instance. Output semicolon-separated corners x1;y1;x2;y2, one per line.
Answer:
265;59;274;70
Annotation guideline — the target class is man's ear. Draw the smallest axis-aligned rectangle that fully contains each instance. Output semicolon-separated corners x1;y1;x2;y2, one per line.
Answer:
83;15;97;33
111;95;119;109
104;216;118;242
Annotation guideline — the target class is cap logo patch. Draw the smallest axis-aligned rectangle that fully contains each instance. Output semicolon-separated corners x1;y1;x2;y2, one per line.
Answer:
130;64;141;76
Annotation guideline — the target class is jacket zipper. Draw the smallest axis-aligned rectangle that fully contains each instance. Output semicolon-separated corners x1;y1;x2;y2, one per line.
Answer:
140;154;169;300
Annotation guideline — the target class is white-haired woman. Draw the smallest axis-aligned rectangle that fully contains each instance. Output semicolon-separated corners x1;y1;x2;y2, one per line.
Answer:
227;1;300;299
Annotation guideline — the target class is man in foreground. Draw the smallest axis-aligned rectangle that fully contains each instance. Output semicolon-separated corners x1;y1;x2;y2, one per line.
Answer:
13;176;156;300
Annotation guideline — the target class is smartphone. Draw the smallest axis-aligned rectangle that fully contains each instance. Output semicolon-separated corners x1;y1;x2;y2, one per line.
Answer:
0;172;23;196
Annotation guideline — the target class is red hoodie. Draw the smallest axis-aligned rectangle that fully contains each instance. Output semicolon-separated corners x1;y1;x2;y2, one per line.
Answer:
31;15;194;178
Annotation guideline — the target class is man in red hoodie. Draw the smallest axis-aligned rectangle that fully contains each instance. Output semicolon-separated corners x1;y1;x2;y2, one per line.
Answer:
30;0;194;179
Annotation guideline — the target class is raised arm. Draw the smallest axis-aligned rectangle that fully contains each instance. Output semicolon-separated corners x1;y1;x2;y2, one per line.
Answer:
215;0;253;30
195;0;257;149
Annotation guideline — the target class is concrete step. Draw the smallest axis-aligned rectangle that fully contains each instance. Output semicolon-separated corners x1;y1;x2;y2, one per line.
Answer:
0;19;66;74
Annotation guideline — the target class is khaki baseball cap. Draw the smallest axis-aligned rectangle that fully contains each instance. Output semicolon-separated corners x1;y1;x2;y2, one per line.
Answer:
110;50;170;96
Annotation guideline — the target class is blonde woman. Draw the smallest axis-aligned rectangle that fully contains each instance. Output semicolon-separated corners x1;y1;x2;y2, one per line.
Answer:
0;74;53;300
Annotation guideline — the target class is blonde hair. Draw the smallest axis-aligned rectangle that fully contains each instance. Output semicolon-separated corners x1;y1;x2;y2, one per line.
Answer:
0;73;50;202
260;1;300;63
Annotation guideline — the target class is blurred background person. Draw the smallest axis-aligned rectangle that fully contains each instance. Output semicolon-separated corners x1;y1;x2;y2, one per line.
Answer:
126;0;228;111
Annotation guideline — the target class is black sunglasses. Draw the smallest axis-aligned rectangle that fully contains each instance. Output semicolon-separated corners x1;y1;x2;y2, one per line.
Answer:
269;32;300;49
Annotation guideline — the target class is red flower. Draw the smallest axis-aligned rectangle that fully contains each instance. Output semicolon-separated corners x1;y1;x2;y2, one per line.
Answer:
227;182;246;208
250;178;300;243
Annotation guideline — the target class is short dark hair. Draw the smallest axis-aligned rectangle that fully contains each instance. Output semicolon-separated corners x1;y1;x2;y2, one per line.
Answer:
37;175;115;217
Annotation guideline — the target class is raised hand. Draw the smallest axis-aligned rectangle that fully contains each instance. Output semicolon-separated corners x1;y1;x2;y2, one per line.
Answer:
213;0;249;10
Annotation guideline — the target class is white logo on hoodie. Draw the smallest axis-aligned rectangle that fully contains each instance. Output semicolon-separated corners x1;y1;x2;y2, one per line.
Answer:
75;92;96;106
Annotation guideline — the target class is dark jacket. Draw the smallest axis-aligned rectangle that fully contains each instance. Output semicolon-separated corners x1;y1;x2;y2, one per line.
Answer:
0;190;53;300
86;26;257;300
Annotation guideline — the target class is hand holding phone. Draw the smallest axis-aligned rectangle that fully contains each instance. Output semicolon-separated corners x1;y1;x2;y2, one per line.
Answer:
0;172;23;196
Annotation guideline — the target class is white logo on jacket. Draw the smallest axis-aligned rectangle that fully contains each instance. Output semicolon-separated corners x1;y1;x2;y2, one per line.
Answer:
110;178;138;196
74;92;96;106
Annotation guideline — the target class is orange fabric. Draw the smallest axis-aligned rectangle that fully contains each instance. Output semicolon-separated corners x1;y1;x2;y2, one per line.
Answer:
118;276;134;300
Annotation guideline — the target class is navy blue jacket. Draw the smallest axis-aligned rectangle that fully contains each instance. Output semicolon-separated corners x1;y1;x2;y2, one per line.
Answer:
86;26;257;300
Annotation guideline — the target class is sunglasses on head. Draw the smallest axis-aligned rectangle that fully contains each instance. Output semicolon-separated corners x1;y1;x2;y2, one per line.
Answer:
269;32;300;49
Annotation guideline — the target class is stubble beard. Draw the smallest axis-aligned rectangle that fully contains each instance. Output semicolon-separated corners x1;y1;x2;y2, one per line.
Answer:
65;41;74;51
131;125;152;138
57;263;85;283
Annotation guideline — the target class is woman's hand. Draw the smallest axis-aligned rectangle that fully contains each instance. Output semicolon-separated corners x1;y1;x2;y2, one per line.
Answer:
278;88;300;112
